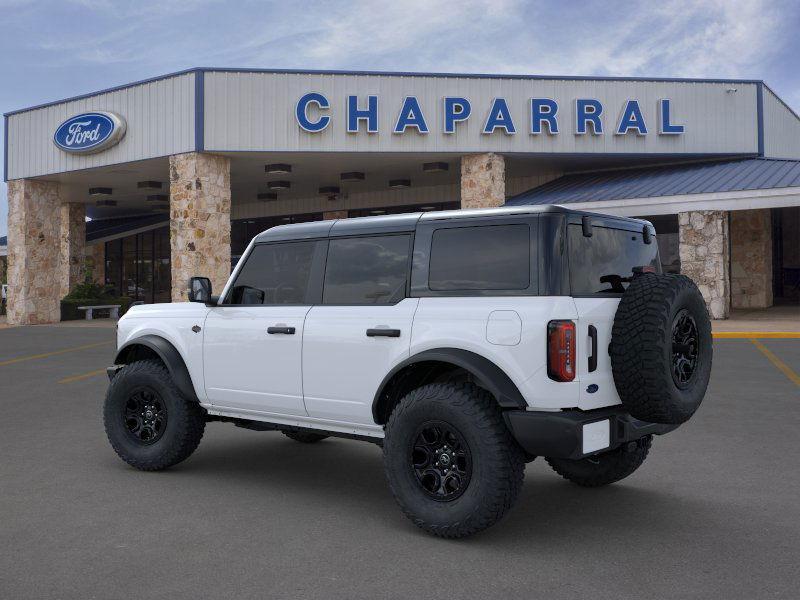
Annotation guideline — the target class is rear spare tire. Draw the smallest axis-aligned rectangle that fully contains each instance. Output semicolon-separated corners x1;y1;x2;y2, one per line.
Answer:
610;273;712;425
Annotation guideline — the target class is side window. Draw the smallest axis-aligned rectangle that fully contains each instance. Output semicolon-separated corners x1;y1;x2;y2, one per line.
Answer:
568;225;660;295
227;241;317;305
428;224;531;291
323;235;411;305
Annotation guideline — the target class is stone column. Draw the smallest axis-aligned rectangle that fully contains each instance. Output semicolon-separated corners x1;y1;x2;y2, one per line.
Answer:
460;153;505;208
679;210;730;319
169;152;231;302
323;210;348;220
86;243;105;285
59;202;86;299
730;209;773;309
6;179;62;325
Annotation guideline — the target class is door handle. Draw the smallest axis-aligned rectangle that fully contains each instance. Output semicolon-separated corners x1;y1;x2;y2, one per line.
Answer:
267;326;296;335
366;328;401;338
588;325;598;372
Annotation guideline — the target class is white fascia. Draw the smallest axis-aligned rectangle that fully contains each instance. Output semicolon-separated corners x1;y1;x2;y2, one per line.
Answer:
561;186;800;216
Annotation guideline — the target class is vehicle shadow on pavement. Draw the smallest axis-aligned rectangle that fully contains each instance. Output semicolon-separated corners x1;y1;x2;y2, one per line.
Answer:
116;426;790;555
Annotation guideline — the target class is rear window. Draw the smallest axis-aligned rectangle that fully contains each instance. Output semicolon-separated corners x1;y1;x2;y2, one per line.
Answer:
568;225;660;295
428;224;530;291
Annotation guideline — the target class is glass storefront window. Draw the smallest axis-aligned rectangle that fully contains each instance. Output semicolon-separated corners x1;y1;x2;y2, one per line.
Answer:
105;226;171;304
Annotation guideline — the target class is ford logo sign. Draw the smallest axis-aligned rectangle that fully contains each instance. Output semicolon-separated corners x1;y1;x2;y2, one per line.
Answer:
53;111;126;154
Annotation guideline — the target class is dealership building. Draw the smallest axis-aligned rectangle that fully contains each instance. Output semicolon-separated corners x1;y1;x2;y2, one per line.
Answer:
3;67;799;325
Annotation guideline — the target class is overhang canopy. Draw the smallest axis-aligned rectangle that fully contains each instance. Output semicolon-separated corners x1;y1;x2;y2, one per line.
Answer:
506;158;800;216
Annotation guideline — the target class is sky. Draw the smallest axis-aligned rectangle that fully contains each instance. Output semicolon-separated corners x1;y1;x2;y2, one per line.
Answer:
1;0;799;237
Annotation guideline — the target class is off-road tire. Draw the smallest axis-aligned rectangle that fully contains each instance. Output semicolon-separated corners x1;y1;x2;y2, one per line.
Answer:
383;382;525;538
546;435;652;487
282;430;329;443
611;273;712;425
104;359;206;471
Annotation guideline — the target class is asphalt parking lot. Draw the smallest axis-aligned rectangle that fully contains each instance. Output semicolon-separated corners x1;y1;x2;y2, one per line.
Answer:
1;324;799;599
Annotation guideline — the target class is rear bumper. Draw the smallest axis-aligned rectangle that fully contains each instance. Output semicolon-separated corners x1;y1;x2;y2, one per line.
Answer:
503;406;679;460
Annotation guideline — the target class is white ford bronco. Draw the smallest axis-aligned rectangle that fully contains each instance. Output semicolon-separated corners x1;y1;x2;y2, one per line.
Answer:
105;205;711;538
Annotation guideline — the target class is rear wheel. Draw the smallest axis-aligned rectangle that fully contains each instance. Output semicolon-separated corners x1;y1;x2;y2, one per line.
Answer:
383;382;525;538
281;430;329;443
546;436;652;487
103;359;206;471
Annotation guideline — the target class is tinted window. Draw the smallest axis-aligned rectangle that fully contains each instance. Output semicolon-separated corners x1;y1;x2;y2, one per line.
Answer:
568;225;660;294
228;241;316;305
429;225;530;291
324;235;410;304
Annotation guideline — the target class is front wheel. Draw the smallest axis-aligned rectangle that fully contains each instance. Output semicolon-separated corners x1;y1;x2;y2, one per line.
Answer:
103;359;206;471
545;435;652;487
383;382;525;538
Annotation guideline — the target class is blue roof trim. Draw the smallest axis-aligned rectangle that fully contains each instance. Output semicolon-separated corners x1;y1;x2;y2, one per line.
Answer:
194;70;204;152
506;157;800;206
3;114;8;182
3;66;769;118
756;82;765;157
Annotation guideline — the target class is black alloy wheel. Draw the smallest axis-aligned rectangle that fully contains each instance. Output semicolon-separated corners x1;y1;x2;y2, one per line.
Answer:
104;359;206;471
671;309;699;388
124;387;167;445
411;421;472;501
610;273;712;425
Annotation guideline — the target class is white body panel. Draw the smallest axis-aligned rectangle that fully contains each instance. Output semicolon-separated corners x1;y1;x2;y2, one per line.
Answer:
116;302;210;400
202;306;310;416
573;297;624;409
116;293;624;436
409;296;588;411
302;299;419;425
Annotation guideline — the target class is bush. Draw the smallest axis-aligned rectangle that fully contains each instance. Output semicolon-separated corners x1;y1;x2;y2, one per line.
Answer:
61;278;134;321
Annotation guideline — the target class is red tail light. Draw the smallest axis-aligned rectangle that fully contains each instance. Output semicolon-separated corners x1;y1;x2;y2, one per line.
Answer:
547;320;576;382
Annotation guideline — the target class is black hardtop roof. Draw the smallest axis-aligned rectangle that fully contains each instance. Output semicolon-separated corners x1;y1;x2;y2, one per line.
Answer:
252;205;651;243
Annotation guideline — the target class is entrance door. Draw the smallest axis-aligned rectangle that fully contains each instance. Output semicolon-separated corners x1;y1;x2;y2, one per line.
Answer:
302;234;417;425
203;240;324;416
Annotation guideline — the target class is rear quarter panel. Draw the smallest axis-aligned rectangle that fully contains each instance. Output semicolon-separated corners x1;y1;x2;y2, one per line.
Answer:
410;296;582;410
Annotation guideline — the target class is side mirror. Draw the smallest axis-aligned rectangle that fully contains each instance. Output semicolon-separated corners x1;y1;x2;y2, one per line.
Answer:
188;276;212;303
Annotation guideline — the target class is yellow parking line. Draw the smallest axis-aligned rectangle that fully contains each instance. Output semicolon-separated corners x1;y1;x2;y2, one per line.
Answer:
58;368;108;384
0;341;112;367
713;332;800;339
751;339;800;387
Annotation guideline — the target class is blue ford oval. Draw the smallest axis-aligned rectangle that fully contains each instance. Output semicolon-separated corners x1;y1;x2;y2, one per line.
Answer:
53;111;126;154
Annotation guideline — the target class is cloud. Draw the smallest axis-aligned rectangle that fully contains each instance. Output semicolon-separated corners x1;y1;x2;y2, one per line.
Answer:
1;0;799;237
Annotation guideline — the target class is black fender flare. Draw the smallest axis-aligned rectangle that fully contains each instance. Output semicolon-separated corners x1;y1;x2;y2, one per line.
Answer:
372;348;527;422
114;334;199;402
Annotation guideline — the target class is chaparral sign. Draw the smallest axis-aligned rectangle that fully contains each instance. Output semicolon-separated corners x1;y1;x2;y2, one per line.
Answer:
53;111;127;154
295;94;685;136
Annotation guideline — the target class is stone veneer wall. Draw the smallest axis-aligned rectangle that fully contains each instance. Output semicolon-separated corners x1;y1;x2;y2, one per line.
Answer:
86;243;105;285
169;152;231;302
679;210;730;319
730;209;773;309
7;179;62;325
59;202;86;299
460;153;505;208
